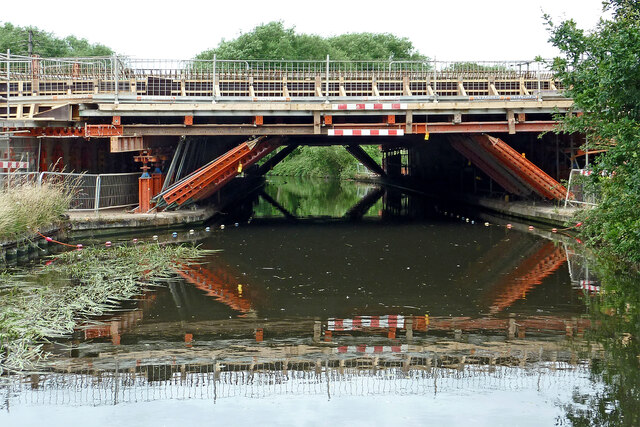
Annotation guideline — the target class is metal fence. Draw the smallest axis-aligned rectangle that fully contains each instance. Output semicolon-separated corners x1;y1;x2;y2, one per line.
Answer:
564;169;599;207
0;171;139;211
1;54;560;101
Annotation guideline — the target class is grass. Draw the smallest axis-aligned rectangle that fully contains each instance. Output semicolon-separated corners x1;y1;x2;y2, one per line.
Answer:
0;178;74;241
0;243;210;373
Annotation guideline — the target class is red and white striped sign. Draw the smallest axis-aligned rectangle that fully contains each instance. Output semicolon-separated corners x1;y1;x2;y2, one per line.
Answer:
333;103;407;111
0;161;28;169
334;344;408;354
328;129;404;137
580;280;600;292
328;315;406;331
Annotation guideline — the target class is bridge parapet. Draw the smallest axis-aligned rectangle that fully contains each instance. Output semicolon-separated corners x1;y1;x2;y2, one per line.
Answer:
1;55;562;102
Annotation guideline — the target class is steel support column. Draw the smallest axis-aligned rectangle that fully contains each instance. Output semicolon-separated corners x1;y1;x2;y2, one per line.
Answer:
344;145;386;177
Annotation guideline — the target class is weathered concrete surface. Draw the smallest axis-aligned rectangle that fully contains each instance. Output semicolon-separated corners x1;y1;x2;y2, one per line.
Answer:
67;206;218;232
469;196;578;227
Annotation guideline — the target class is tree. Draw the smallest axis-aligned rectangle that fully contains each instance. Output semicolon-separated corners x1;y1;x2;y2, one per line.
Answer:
0;22;112;57
196;22;418;179
195;21;426;61
546;0;640;264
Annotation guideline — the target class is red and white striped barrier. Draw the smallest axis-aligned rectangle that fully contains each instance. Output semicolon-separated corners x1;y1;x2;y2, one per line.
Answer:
334;344;408;354
328;129;404;137
328;315;406;331
580;280;600;292
469;95;537;101
0;161;29;169
333;103;407;111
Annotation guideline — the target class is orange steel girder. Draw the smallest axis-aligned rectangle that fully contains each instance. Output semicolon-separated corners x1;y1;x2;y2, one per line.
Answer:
161;136;280;207
449;136;528;195
473;134;567;200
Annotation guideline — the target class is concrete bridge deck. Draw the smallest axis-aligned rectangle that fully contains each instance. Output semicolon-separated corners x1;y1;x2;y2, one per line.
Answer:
0;55;581;214
1;55;571;137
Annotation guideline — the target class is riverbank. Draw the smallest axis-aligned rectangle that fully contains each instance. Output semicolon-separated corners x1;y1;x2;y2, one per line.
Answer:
0;206;217;265
463;195;577;227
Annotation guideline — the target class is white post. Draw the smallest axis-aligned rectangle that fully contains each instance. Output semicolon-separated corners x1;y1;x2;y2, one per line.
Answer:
6;49;10;119
325;55;330;100
113;55;119;104
94;175;101;211
433;57;437;103
212;53;217;103
537;60;541;101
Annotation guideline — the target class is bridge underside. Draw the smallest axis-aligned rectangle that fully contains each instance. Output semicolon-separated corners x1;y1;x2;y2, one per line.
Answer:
0;56;580;212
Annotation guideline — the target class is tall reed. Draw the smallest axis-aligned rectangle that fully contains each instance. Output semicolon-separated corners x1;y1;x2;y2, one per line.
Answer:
0;244;208;373
0;176;74;241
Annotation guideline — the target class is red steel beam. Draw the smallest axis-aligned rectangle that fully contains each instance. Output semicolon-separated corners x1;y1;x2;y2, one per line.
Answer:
85;124;123;137
413;121;558;134
473;134;567;200
3;127;85;137
161;136;280;207
449;135;526;195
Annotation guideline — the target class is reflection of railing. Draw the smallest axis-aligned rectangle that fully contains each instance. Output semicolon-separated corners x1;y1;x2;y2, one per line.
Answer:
1;54;561;101
564;244;600;292
3;347;595;408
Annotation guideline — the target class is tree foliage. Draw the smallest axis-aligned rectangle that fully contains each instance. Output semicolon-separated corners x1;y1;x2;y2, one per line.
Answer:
268;145;382;179
546;0;640;264
196;21;426;61
560;254;640;426
0;22;112;57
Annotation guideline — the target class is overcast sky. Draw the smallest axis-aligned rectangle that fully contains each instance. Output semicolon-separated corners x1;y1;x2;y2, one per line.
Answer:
2;0;607;60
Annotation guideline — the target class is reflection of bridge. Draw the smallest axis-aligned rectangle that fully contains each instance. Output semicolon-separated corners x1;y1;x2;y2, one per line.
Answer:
487;241;569;313
3;338;600;409
1;56;575;212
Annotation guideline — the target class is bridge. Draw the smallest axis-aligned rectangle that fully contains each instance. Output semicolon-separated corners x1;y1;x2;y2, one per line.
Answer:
0;54;576;212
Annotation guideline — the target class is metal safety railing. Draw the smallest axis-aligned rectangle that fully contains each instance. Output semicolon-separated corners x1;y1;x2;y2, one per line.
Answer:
0;171;139;211
564;169;600;207
0;54;562;103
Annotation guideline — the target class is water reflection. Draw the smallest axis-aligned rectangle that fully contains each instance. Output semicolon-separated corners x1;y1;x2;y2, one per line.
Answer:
1;177;633;425
2;345;598;408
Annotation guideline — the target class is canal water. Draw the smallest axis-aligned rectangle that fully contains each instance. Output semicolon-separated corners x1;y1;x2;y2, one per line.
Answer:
1;176;638;426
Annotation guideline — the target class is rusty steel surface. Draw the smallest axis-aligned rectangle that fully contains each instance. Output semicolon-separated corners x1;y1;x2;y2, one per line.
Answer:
160;137;280;207
449;135;527;195
84;124;123;137
473;134;568;200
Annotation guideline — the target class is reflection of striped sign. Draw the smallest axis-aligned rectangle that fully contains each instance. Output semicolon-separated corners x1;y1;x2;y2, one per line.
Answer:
0;161;28;169
333;103;407;111
328;129;403;136
335;345;408;354
328;315;405;331
580;280;600;292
